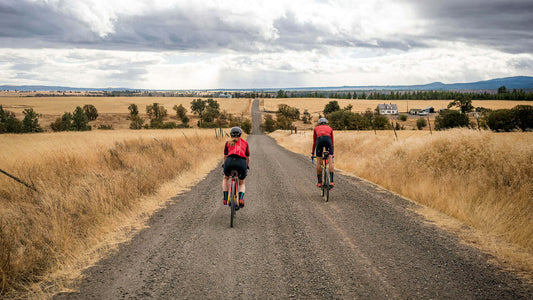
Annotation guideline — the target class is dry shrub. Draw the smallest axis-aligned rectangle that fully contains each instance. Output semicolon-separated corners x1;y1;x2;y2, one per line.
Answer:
0;131;221;295
271;129;533;254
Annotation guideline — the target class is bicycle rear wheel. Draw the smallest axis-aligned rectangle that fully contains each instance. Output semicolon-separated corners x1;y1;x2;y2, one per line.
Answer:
230;180;236;228
322;168;329;202
323;165;329;202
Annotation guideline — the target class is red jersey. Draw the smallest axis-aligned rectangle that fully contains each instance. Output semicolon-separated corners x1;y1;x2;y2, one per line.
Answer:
224;138;250;158
312;125;334;153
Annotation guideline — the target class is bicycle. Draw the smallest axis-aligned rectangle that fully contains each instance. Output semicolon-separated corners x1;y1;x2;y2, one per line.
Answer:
226;169;240;227
312;150;332;202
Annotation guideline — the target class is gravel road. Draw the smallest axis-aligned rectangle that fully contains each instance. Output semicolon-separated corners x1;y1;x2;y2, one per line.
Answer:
56;100;532;299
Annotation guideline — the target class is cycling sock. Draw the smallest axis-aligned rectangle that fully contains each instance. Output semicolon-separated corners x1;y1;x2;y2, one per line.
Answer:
330;172;334;182
317;174;322;183
223;191;228;200
238;192;244;200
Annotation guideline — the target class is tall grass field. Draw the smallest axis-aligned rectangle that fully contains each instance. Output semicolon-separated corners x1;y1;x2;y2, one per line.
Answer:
0;129;224;297
271;129;533;274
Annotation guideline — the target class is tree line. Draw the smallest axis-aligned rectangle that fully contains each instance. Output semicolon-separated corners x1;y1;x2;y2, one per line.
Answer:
272;86;533;101
1;99;253;134
128;99;251;134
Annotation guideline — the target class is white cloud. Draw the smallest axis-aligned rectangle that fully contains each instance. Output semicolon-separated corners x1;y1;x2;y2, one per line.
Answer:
1;43;532;89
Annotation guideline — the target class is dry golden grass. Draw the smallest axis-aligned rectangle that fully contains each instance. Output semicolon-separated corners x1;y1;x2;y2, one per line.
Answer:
271;129;533;276
0;97;253;131
261;98;533;114
0;129;225;297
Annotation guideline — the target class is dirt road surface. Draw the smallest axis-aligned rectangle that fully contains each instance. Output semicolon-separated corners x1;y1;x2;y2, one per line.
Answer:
56;100;532;299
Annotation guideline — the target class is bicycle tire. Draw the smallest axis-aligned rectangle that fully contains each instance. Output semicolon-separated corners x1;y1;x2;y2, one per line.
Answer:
230;180;236;228
322;167;329;202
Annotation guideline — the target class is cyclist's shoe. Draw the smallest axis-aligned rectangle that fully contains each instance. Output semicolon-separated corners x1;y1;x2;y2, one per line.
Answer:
316;182;322;187
239;199;245;208
223;199;228;205
329;182;335;188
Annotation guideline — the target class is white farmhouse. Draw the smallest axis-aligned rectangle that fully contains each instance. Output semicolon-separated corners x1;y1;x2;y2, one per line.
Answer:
377;103;398;115
218;93;232;98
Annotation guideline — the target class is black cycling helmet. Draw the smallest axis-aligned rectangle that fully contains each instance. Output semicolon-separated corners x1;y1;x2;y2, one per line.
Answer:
230;126;242;137
318;117;328;125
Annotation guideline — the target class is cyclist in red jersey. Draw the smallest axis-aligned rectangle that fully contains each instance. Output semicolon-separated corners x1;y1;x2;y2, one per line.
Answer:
223;127;250;207
312;118;334;187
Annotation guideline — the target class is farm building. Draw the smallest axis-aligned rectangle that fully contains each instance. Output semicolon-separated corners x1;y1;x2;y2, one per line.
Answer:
410;107;434;115
218;93;232;98
422;107;435;113
378;103;398;115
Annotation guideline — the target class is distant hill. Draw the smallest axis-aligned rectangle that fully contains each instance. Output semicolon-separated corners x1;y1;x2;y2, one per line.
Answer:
283;76;533;91
1;76;532;92
0;85;136;92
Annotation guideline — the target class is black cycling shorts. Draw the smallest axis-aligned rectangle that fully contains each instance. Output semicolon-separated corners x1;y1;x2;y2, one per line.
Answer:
315;135;333;157
223;155;247;180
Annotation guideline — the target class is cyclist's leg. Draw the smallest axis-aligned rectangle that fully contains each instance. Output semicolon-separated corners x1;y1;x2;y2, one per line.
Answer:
316;156;323;181
315;141;324;185
325;137;335;185
235;158;247;206
222;157;235;203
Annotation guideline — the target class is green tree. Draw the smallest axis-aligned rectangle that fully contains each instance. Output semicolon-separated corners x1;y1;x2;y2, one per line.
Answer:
511;105;533;131
146;103;168;128
277;90;288;98
22;108;42;133
277;104;300;120
275;115;293;130
373;115;392;130
261;115;276;132
241;119;252;134
416;117;427;130
435;110;470;130
0;105;22;133
497;86;508;94
128;103;139;116
200;99;221;125
190;99;207;124
72;106;91;131
323;101;341;115
128;104;144;129
52;112;74;131
485;109;517;132
83;104;98;121
173;104;187;121
447;95;474;114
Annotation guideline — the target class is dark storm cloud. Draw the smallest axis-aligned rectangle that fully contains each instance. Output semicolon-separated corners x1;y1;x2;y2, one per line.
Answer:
404;0;533;53
106;10;267;52
0;0;420;52
0;0;531;54
0;0;100;47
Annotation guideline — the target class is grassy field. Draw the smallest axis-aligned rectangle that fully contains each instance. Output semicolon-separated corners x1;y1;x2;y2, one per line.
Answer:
0;129;226;297
0;97;253;130
271;129;533;276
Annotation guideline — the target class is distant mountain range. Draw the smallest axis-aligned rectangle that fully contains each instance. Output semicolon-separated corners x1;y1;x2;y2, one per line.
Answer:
1;76;532;92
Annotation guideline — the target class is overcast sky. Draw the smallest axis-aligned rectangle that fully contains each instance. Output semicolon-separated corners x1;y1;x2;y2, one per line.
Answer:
1;0;532;89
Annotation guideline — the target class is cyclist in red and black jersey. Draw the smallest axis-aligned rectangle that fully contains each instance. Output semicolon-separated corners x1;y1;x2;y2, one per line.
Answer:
223;127;250;207
312;118;335;187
